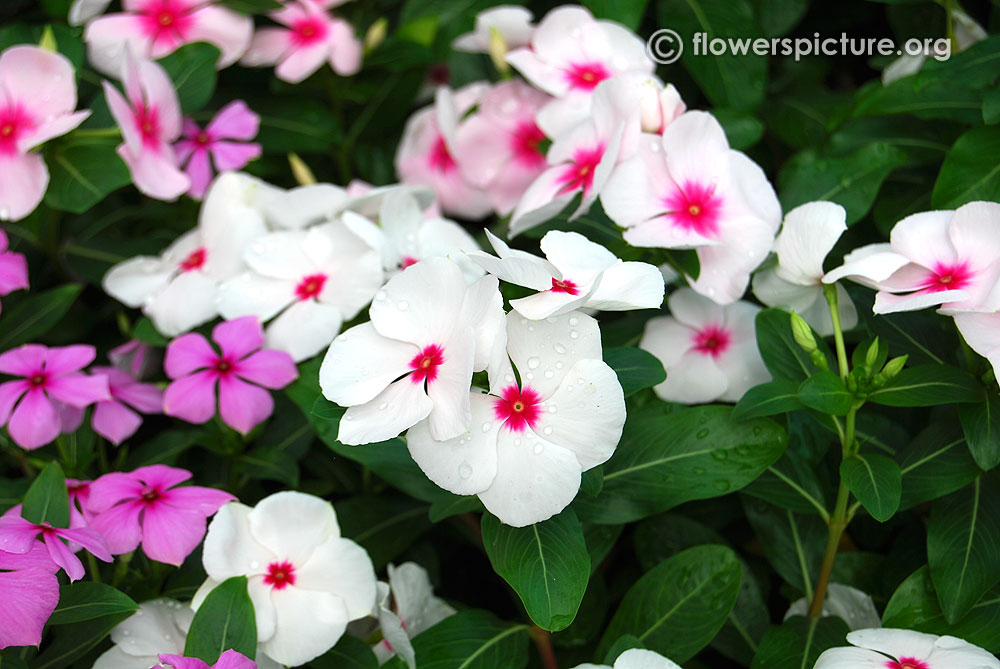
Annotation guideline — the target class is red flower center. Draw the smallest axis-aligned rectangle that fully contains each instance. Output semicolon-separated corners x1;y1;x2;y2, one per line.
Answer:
179;247;207;272
428;135;456;173
138;0;194;44
400;256;419;269
663;180;724;238
918;261;973;293
133;104;162;148
264;560;296;590
295;273;328;300
0;104;35;156
510;120;546;168
291;16;328;46
28;372;48;388
493;384;542;432
140;487;160;503
564;61;611;91
409;344;445;385
194;131;211;146
692;325;731;358
550;277;579;295
214;358;234;376
887;659;930;669
557;144;604;196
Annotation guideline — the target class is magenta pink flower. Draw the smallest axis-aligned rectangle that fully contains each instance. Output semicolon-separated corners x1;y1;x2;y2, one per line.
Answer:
0;508;111;581
0;541;60;649
163;316;299;434
241;0;361;83
0;229;29;313
104;55;190;201
0;344;110;449
175;100;262;199
156;649;257;669
86;464;234;565
0;46;91;222
83;0;253;77
67;478;94;531
90;366;163;445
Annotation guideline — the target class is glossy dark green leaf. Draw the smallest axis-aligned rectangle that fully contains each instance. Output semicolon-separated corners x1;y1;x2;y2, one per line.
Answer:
898;422;981;510
750;616;849;669
581;0;648;30
754;308;832;382
216;0;281;13
43;137;130;214
49;582;137;625
732;380;803;421
960;395;1000;471
335;495;431;570
428;493;483;523
867;365;983;407
798;371;854;416
157;42;221;113
841;452;902;522
742;497;826;593
602;347;665;397
22;461;69;528
311;635;380;668
183;576;257;663
382;610;529;669
0;284;83;350
482;509;590;631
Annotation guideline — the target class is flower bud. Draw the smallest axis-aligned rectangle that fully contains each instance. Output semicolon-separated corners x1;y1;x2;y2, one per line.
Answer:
489;27;509;75
288;153;316;186
864;337;881;373
790;311;817;354
364;18;388;52
39;26;58;52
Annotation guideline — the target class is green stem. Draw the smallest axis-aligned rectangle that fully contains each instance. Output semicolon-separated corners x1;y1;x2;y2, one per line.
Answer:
824;284;849;380
87;552;103;583
72;127;121;139
112;551;133;588
808;478;850;618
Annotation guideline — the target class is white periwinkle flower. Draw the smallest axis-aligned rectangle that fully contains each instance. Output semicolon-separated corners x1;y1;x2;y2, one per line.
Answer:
572;648;683;669
814;628;1000;669
784;583;881;631
373;562;456;668
195;491;378;667
93;599;192;669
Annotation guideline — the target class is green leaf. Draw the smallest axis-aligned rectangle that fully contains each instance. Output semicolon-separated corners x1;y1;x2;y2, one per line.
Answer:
311;635;380;668
841;452;902;522
0;284;83;350
383;610;529;669
481;509;590;632
335;496;431;570
750;616;849;669
575;406;787;524
732;380;803;421
754;308;831;382
714;108;765;150
753;0;809;36
48;582;137;625
31;612;135;669
428;493;483;523
22;461;69;527
602;635;645;664
984;88;1000;125
43;138;130;214
581;0;648;30
798;371;854;416
932;126;1000;208
742;498;826;593
961;395;1000;471
927;477;1000;623
597;545;741;663
183;576;257;664
898;422;981;510
603;347;665;397
883;566;1000;653
743;448;828;515
133;317;171;347
853;78;983;124
254;97;343;153
216;0;281;13
867;365;984;407
157;42;221;113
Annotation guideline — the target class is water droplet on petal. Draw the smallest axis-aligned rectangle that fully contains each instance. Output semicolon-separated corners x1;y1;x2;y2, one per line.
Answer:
527;356;540;369
397;300;409;311
481;422;492;432
533;443;544;454
554;343;567;354
542;427;553;435
569;330;579;339
378;402;388;410
459;463;473;479
544;370;554;378
375;290;386;301
568;317;579;326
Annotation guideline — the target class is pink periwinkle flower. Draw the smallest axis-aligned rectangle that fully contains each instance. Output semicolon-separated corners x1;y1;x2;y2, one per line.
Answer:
175;100;262;200
241;0;361;83
0;46;91;222
163;317;299;434
0;344;110;450
0;541;60;649
86;464;235;565
83;0;253;77
156;649;257;669
0;228;29;313
0;507;111;582
90;366;164;445
67;478;94;530
104;55;191;201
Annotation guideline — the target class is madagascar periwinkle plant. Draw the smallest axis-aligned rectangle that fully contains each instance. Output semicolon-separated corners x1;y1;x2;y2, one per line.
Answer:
1;0;1000;667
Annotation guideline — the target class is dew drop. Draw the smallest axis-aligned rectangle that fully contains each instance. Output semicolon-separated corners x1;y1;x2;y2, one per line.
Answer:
122;630;131;636
554;343;567;354
568;317;579;326
692;466;706;475
378;402;388;410
397;300;409;311
513;438;522;446
569;330;579;339
542;426;553;435
526;372;534;380
459;463;473;479
164;634;171;641
696;428;710;439
555;361;564;369
711;449;728;460
481;422;492;432
533;443;544;454
547;405;557;413
250;560;260;569
713;480;731;492
527;356;541;369
752;426;762;436
544;370;554;379
375;290;386;301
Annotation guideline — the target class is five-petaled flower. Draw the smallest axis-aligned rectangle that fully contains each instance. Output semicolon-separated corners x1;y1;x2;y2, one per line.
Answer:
0;541;60;649
0;507;111;582
175;100;262;200
814;628;1000;669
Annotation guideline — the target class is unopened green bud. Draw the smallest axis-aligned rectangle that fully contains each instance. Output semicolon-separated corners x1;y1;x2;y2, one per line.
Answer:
288;153;316;186
790;312;817;354
864;337;880;371
364;18;388;52
39;26;57;52
489;27;510;75
873;355;908;386
809;349;829;371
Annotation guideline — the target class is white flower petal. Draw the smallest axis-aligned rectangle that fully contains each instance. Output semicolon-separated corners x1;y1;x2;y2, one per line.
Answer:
584;261;665;311
202;503;276;582
248;491;339;566
260;586;349;667
505;310;602;398
295;536;376;620
654;352;729;404
266;299;343;363
144;271;219;336
103;257;175;308
540;230;617;285
369;257;468;346
338;378;434;445
388;562;455;636
216;272;295;322
319;322;417;407
614;648;684;669
774;201;847;284
823;243;910;286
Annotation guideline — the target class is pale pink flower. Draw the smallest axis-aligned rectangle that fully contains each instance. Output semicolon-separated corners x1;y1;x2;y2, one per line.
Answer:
602;111;782;304
163;317;299;434
90;366;163;445
815;628;1000;669
0;229;29;313
175;100;261;200
823;202;1000;315
104;55;191;201
395;84;493;220
954;312;1000;382
452;6;534;53
0;46;90;222
0;344;110;449
640;288;770;404
86;464;234;565
83;0;253;77
156;649;257;669
453;80;551;216
0;508;111;581
241;0;361;83
0;541;60;649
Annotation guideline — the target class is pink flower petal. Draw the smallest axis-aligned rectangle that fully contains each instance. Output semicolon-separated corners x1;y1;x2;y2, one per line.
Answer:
157;655;212;669
175;138;199;165
117;142;191;202
92;399;143;445
20;110;91;153
209;140;261;172
83;14;152;77
7;388;60;449
328;18;362;75
212;316;264;361
0;567;59;650
184;146;215;200
42;532;86;581
86;473;145;513
0;540;57;572
133;464;193;491
103;79;145;156
140;504;208;565
163;369;218;424
0;152;48;222
206;100;259;140
0;515;40;554
233;349;298;389
160;485;234;517
113;379;164;414
56;526;112;561
44;344;97;376
87;500;143;554
45;373;110;408
0;344;45;376
240;27;292;66
0;380;29;425
138;59;183;141
0;46;78;117
164;332;217;378
218;374;272;434
212;649;257;669
275;39;330;83
183;5;254;68
0;250;30;295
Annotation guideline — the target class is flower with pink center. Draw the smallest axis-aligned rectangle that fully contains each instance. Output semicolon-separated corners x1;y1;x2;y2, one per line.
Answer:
0;46;90;222
0;344;110;449
103;174;269;335
0;228;29;314
0;508;111;581
823;201;1000;314
217;219;383;362
470;230;664;320
452;6;535;54
103;55;191;201
196;491;377;667
320;258;506;445
175;100;262;200
602;111;782;304
83;0;253;77
395;84;493;220
90;365;163;445
241;0;361;83
155;649;257;669
373;562;455;668
814;628;1000;669
640;288;770;405
86;464;233;566
407;310;625;527
452;80;551;216
162;317;298;434
0;540;60;649
67;479;93;530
